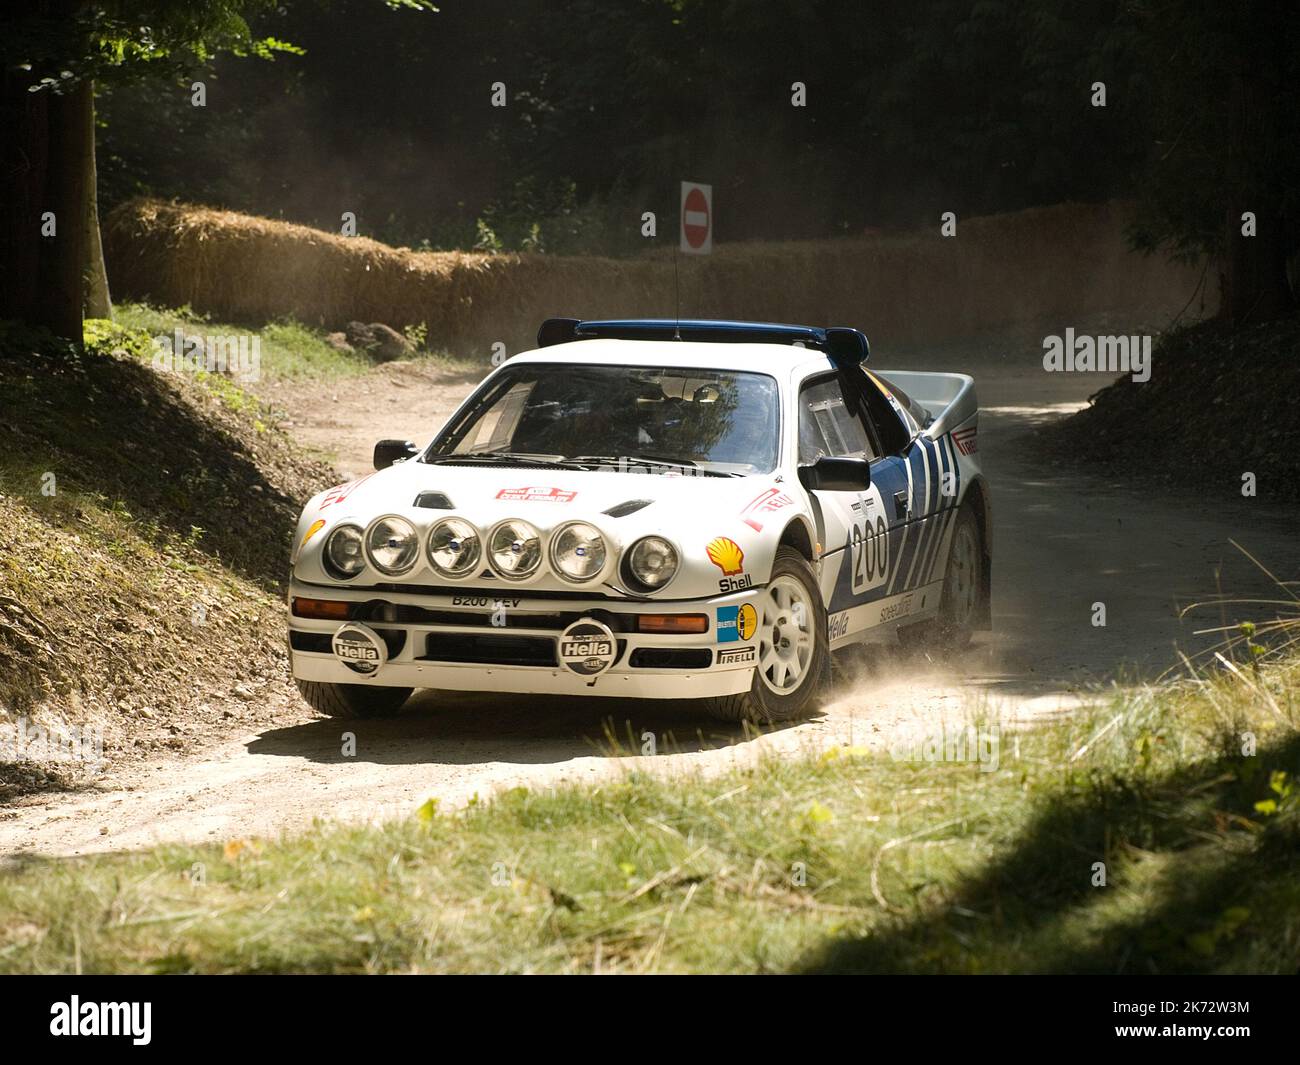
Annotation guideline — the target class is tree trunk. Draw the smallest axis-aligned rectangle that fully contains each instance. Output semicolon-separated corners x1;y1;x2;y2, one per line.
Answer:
1222;207;1296;324
0;68;49;326
83;81;112;320
28;80;92;344
1220;72;1297;323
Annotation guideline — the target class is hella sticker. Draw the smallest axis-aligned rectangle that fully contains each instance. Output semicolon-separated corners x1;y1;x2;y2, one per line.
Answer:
828;611;851;641
331;623;387;675
557;618;616;677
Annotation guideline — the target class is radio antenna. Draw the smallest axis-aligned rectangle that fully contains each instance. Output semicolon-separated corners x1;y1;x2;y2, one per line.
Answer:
672;242;681;341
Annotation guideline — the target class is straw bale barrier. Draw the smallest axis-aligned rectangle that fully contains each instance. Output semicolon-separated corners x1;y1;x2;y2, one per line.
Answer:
104;198;1205;357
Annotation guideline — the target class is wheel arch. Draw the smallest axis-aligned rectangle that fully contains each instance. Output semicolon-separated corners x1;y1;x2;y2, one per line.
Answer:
776;517;816;563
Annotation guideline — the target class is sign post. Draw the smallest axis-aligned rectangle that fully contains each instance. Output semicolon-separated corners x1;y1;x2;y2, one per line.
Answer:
679;181;712;255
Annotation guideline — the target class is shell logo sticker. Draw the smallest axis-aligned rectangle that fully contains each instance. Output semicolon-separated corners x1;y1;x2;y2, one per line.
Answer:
706;536;745;576
292;518;327;564
301;518;326;547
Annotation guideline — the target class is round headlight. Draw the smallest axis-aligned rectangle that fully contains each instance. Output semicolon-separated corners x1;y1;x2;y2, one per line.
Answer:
488;519;542;580
428;517;481;578
624;536;678;591
366;516;420;575
550;522;607;582
323;524;366;579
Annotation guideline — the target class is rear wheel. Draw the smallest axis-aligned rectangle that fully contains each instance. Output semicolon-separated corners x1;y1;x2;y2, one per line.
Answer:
295;679;413;719
703;547;829;724
901;505;982;652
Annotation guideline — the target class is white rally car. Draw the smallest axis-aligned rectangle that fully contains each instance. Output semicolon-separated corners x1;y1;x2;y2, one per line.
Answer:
287;318;991;723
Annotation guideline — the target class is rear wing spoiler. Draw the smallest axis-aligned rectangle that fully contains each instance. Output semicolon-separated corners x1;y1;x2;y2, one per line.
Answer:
873;369;977;439
538;317;871;366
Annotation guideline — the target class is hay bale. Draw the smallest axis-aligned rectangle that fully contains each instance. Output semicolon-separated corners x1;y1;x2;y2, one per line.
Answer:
103;198;1205;360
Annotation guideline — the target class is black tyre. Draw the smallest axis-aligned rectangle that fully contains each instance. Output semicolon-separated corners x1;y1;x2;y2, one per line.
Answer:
294;679;413;719
703;547;829;724
901;504;983;652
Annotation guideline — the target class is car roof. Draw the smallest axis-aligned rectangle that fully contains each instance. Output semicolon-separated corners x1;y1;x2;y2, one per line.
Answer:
508;337;834;379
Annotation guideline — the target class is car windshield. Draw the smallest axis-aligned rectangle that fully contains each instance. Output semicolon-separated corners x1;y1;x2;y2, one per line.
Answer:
428;363;780;475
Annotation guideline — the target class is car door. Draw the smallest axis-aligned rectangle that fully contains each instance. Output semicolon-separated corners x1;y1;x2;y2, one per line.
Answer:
857;368;956;607
796;374;907;644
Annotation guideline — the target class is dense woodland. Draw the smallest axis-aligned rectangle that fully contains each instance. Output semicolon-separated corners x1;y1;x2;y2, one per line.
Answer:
1;0;1297;340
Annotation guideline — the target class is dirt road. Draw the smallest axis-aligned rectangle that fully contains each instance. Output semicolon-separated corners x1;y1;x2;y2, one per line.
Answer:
3;334;1295;857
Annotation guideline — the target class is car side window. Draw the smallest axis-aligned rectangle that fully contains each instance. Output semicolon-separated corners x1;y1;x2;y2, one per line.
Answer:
856;369;915;454
798;376;879;464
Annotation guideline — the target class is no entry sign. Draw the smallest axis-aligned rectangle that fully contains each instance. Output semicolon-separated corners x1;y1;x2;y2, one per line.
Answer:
680;181;712;254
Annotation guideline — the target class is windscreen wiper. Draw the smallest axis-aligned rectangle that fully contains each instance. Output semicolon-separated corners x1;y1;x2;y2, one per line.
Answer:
424;451;569;466
567;454;742;477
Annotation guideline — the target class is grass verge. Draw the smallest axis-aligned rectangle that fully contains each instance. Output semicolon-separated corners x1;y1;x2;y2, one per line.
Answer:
2;652;1296;974
113;302;385;381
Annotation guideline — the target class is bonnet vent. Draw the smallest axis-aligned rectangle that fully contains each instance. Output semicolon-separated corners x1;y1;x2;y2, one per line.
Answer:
602;499;653;518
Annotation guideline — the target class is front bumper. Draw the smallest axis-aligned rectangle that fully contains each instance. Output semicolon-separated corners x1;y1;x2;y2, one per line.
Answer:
287;580;761;699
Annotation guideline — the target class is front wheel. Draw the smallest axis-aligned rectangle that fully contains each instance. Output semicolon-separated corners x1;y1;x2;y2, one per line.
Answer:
295;679;413;719
703;547;829;725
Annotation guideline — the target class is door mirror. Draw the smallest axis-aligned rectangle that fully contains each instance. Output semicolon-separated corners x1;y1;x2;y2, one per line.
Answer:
797;455;871;492
824;327;870;367
374;439;420;470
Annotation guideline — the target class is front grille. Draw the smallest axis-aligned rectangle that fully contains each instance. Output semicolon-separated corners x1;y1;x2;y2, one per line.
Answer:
421;633;558;667
354;602;636;633
419;633;631;668
290;629;405;656
374;629;406;657
290;631;333;653
371;582;623;601
628;647;713;670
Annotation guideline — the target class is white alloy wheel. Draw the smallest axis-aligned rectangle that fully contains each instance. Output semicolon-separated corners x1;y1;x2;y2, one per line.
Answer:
756;574;817;694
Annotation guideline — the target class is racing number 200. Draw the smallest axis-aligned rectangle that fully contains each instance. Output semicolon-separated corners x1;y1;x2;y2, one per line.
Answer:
850;515;889;594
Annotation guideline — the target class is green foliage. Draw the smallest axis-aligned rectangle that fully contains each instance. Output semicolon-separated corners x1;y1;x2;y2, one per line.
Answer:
113;303;368;381
9;2;296;92
402;321;428;350
94;0;1156;251
82;317;152;361
1124;1;1300;266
